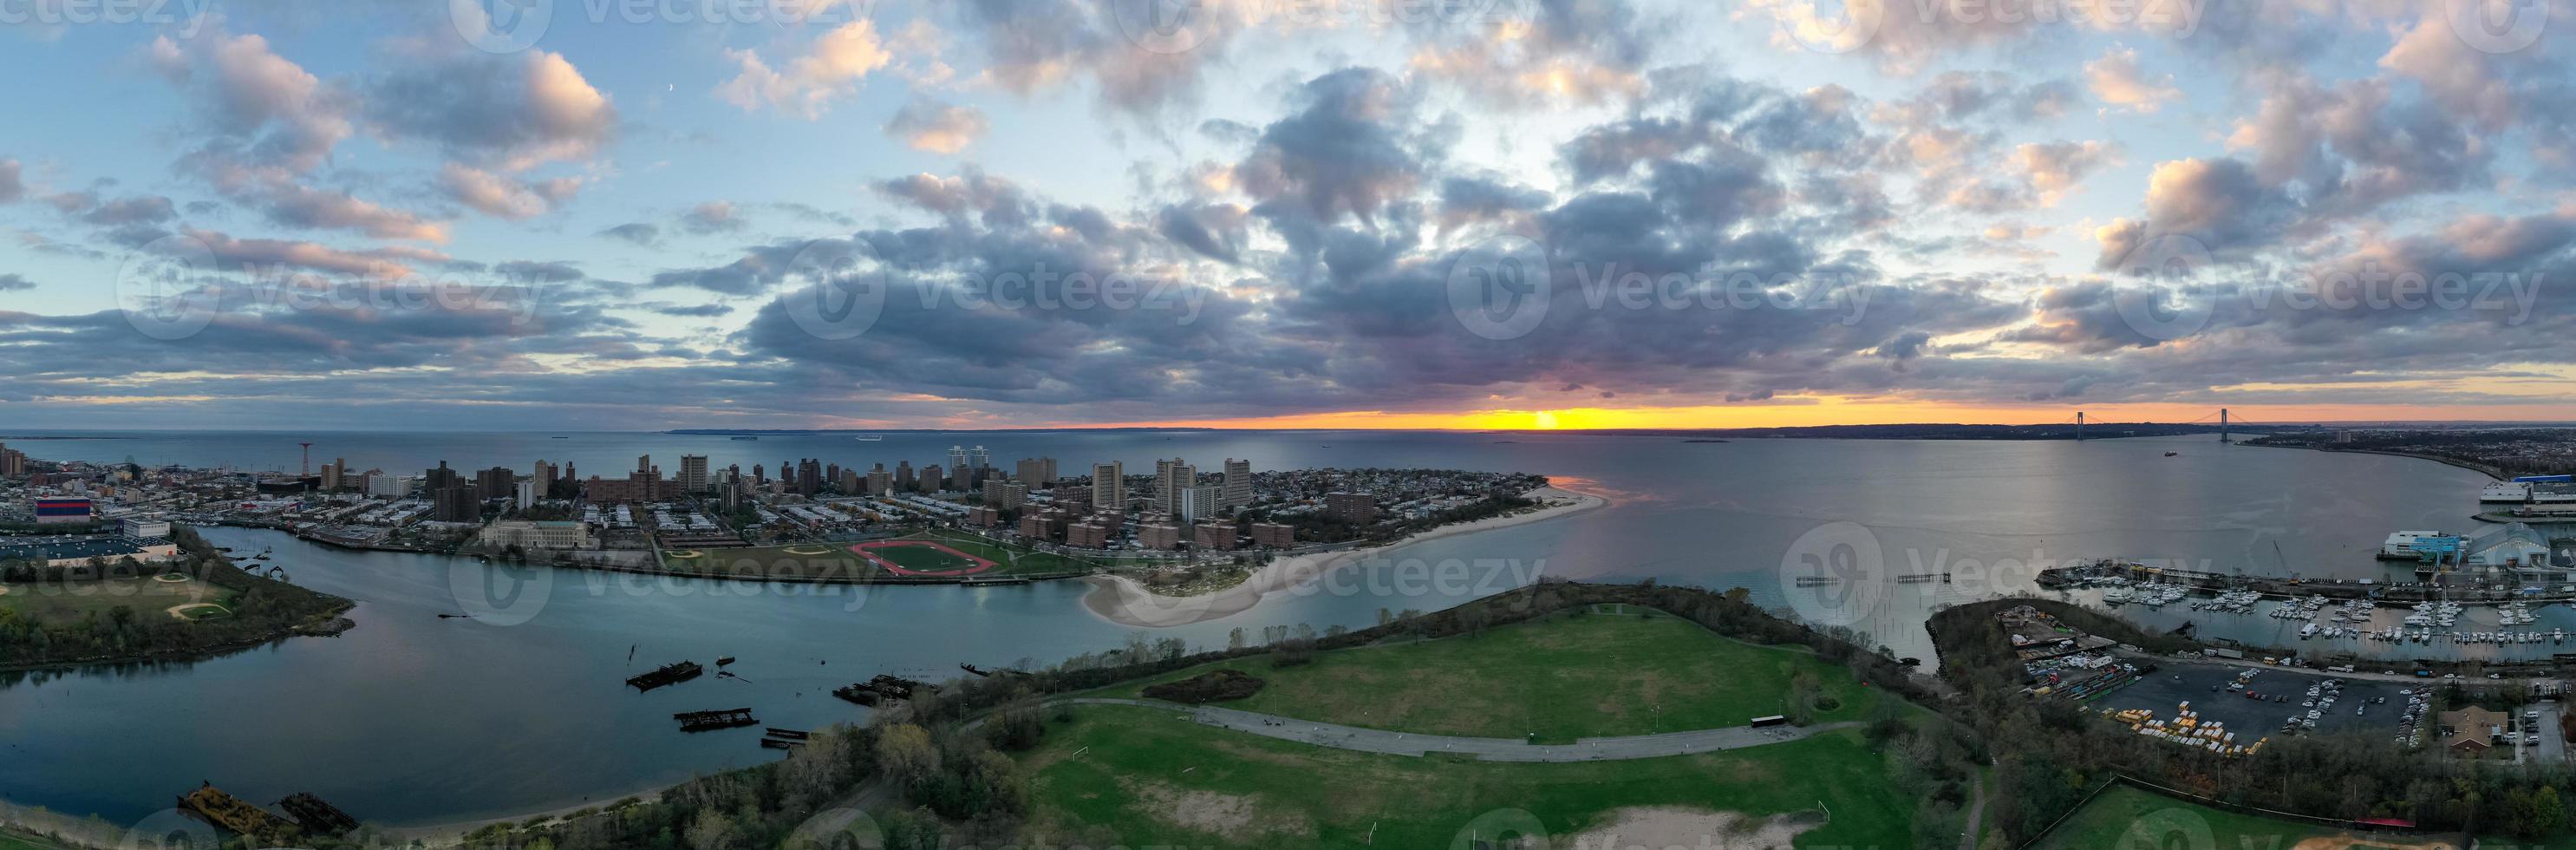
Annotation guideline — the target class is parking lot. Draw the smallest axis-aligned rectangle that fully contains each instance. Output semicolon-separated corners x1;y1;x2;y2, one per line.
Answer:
2097;664;2421;739
2527;702;2566;764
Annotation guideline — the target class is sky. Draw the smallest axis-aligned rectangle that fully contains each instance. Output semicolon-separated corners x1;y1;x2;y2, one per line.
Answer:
0;0;2572;431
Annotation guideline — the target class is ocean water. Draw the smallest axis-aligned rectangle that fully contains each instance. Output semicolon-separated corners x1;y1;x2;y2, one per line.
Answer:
0;429;2493;827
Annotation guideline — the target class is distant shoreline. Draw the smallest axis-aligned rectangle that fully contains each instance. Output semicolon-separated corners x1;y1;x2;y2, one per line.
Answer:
2236;441;2505;481
1079;485;1609;628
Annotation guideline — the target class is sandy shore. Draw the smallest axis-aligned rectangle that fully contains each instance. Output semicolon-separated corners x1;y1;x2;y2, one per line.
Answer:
1080;485;1609;628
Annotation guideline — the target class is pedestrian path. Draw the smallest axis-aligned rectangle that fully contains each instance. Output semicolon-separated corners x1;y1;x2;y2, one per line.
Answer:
1063;698;1860;762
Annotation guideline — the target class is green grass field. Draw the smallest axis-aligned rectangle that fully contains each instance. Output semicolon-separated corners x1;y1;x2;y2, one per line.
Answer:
1118;608;1883;742
1022;703;1911;850
658;528;1100;577
0;827;74;850
0;575;232;627
2035;785;2447;849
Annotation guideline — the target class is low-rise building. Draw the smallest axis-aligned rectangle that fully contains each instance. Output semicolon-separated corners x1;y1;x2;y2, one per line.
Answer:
0;535;181;568
1138;520;1185;550
1066;520;1114;549
1249;522;1296;548
479;520;594;551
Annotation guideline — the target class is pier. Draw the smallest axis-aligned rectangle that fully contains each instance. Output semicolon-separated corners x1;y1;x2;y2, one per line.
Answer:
626;661;704;691
2039;560;2576;605
178;783;290;843
673;708;758;732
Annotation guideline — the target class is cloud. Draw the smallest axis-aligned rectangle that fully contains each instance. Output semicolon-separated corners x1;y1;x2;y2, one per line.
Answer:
151;29;352;174
2093;157;2298;266
0;158;21;202
180;227;449;278
682;201;744;234
599;222;662;245
2085;47;2181;113
0;273;34;291
1233;69;1435;226
884;98;988;153
365;50;616;171
441;163;580;220
719;19;891;118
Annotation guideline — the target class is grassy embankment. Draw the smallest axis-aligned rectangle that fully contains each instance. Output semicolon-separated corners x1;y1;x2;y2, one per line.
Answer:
2036;784;2451;849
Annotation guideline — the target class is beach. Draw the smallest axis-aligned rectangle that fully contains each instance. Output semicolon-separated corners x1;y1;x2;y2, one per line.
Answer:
1080;485;1609;628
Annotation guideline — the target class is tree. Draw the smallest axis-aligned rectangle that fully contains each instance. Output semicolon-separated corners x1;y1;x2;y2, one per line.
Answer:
877;723;940;786
681;810;738;850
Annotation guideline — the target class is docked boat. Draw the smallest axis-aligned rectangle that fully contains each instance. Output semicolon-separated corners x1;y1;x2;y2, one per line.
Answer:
855;435;884;441
2381;531;2457;559
2484;481;2534;503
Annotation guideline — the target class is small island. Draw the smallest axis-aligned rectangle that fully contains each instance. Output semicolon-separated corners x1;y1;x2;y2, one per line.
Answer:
0;526;354;671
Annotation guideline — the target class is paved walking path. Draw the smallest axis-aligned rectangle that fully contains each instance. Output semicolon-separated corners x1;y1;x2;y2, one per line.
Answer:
1960;773;1986;850
1064;698;1860;762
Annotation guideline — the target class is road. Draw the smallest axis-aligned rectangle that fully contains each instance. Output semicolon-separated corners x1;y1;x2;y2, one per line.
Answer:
1063;698;1859;762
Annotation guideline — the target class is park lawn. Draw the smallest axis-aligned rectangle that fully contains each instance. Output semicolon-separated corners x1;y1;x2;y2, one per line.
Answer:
2036;785;2442;850
0;576;233;627
1118;606;1884;742
1021;703;1910;850
911;528;1104;574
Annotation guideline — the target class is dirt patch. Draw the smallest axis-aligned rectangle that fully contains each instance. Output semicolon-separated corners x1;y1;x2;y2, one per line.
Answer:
1563;807;1819;850
1144;669;1267;703
166;603;231;621
1120;778;1310;839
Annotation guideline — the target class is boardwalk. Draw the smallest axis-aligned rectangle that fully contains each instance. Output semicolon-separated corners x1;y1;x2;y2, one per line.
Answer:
1065;698;1860;762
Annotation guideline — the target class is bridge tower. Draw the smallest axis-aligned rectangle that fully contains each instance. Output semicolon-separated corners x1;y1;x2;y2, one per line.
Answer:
2220;409;2230;444
2076;411;2084;441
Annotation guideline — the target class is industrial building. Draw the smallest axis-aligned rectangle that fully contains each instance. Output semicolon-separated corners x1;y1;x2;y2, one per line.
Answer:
0;535;181;569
